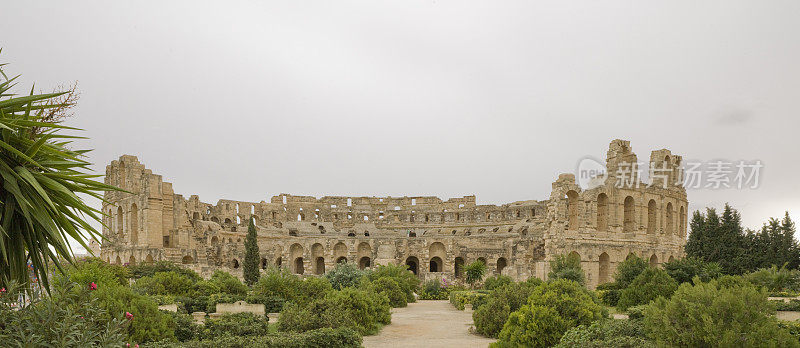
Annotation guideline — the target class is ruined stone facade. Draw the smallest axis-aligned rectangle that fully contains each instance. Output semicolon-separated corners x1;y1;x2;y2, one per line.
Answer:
99;139;687;289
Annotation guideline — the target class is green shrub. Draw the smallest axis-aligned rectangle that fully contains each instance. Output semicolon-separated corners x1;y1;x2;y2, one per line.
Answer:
449;290;490;310
617;268;677;311
0;280;127;346
198;312;269;339
129;261;201;282
643;278;799;347
493;279;606;347
64;257;130;288
166;311;202;341
626;305;647;320
473;280;540;338
144;327;362;348
325;262;366;290
91;280;176;343
366;277;407;307
662;257;721;285
249;268;332;311
133;271;196;296
613;255;648;288
746;265;800;293
484;275;512;290
418;279;451;300
555;319;654;348
548;254;585;285
278;287;391;335
364;263;419;303
208;271;248;296
778;320;800;342
465;261;487;287
595;282;622;306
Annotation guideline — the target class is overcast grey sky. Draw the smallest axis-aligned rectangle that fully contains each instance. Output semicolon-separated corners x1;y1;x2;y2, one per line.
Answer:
2;1;800;252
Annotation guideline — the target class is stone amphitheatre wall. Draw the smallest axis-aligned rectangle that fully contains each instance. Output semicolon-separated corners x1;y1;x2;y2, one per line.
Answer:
99;139;687;289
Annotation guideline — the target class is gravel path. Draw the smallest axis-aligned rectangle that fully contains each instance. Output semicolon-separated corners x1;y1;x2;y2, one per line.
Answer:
363;300;496;348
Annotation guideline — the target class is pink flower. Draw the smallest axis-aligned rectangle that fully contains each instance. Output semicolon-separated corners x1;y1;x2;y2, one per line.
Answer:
126;344;130;347
0;288;5;293
135;345;139;348
89;282;97;291
125;312;134;320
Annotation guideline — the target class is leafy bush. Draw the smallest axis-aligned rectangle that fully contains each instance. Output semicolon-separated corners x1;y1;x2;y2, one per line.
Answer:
129;261;201;282
493;279;606;347
418;279;457;300
778;320;800;342
617;268;677;311
249;268;332;312
364;263;419;303
366;277;407;307
595;282;621;306
199;313;269;339
613;255;648;288
134;271;196;296
278;287;391;335
166;311;202;341
208;271;248;296
92;281;176;343
484;275;512;291
325;262;366;290
662;257;722;285
473;280;541;338
555;319;654;348
548;254;585;285
465;261;487;287
643;278;799;347
0;280;127;346
745;265;800;293
626;305;647;320
64;258;130;288
449;290;490;311
145;327;362;348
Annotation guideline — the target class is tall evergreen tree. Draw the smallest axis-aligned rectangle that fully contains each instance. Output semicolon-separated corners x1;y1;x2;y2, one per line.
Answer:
685;205;746;274
243;217;260;286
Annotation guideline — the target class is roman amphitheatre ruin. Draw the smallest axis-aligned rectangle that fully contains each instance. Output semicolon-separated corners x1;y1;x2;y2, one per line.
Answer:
98;139;687;289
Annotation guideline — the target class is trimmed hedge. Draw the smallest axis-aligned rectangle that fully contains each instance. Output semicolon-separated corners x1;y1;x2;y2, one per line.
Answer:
449;290;489;310
143;327;362;348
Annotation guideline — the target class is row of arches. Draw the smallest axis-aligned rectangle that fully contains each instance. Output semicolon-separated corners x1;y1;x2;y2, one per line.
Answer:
565;191;686;235
567;250;675;285
107;203;140;244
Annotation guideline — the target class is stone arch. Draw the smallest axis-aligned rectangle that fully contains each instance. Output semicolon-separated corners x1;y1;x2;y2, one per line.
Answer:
596;193;608;231
193;212;200;220
116;206;124;237
275;257;283;267
359;256;371;270
336;256;348;264
477;257;487;266
429;257;443;272
405;256;419;275
145;254;154;263
649;254;658;267
496;257;507;274
668;255;675;262
357;242;372;258
334;242;348;260
115;255;121;265
315;257;325;274
665;202;674;235
261;257;268;269
598;252;610;284
428;242;446;259
182;255;193;264
679;206;686;236
623;196;635;233
294;257;304;274
297;213;305;221
130;203;138;244
211;236;219;245
566;190;579;230
128;255;136;265
454;257;465;278
311;243;324;258
647;199;657;234
232;259;240;269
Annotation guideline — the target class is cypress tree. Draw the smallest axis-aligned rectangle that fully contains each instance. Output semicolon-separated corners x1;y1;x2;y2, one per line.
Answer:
243;217;260;286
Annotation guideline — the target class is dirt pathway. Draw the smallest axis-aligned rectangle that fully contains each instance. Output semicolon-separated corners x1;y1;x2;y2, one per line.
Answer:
363;300;496;348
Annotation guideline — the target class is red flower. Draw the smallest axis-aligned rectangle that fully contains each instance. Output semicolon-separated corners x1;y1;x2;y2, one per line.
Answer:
0;288;5;293
125;312;134;320
89;282;97;291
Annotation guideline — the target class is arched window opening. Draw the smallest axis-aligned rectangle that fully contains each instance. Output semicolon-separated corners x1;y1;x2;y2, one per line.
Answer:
294;257;304;274
336;256;348;264
182;255;193;264
359;257;371;270
405;257;419;275
496;257;507;274
130;203;138;244
596;193;608;231
679;206;686;236
566;190;579;230
232;259;239;269
623;196;636;233
116;206;124;237
598;252;610;284
647;199;657;234
128;255;136;265
666;202;674;235
649;254;658;267
261;257;268;269
429;257;443;272
454;257;465;278
315;257;325;275
409;232;416;237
